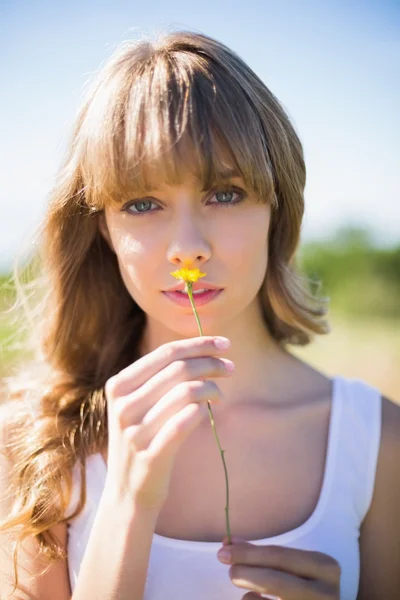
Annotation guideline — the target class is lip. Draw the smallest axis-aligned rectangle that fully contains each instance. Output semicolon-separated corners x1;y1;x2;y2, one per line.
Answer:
163;282;221;293
162;288;223;307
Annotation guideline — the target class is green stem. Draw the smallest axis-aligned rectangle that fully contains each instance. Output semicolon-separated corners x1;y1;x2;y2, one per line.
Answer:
186;282;232;545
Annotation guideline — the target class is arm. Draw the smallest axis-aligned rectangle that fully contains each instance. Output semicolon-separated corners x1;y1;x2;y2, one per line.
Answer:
72;488;159;600
357;395;400;600
0;403;159;600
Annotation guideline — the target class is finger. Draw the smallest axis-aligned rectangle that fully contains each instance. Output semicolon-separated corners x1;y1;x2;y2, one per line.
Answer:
126;380;221;450
145;401;209;464
139;380;221;443
224;543;340;585
117;356;231;427
229;564;320;600
141;355;233;401
106;336;231;397
122;403;209;509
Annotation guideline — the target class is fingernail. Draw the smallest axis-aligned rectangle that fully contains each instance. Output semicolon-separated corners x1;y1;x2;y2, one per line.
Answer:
214;337;231;349
217;548;232;563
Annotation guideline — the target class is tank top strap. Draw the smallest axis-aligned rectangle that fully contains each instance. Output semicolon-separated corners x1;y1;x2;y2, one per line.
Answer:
329;375;382;524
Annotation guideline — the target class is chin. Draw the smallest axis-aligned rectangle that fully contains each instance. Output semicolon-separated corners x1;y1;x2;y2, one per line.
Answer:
166;314;226;338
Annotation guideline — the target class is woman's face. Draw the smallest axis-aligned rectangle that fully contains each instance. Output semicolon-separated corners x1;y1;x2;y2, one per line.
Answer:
99;167;272;339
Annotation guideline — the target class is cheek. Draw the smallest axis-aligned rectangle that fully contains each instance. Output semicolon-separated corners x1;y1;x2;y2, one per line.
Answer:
109;228;157;292
222;210;269;269
114;233;142;269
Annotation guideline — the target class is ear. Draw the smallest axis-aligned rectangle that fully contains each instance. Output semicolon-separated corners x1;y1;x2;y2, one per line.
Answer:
98;211;115;252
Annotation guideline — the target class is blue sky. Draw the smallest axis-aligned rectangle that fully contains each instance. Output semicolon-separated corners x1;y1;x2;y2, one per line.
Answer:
0;0;399;270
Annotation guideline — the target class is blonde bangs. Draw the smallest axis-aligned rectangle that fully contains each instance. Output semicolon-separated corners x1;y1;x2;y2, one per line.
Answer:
78;48;277;210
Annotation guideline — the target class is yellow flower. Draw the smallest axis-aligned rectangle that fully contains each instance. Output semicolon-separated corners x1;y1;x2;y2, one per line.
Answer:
170;267;207;283
170;266;207;330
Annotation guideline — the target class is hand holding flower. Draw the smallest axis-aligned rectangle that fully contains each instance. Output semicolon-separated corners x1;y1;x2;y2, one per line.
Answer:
217;539;341;599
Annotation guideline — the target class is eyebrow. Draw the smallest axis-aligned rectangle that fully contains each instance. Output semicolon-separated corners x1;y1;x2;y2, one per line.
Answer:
200;167;242;192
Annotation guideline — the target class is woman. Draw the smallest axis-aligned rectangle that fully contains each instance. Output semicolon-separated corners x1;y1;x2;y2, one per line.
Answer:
1;30;399;600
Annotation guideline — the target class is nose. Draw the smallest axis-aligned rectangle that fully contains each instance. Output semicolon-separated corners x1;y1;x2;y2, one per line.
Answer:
166;210;211;268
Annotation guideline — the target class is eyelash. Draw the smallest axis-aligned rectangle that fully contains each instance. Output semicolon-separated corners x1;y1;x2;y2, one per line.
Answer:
122;187;246;216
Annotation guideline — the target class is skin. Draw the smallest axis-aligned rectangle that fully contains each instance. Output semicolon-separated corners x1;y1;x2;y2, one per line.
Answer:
98;171;304;411
0;168;398;600
97;171;400;598
99;173;271;345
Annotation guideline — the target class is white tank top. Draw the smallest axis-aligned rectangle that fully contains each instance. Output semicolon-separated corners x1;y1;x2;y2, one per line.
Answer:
66;375;382;600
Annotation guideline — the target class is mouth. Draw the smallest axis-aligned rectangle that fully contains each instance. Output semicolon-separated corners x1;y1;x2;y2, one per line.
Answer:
162;287;224;306
166;287;217;296
163;282;222;293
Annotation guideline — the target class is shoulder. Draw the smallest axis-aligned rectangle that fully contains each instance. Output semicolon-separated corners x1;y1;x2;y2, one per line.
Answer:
357;394;400;599
376;394;400;495
380;393;400;448
374;395;400;502
373;394;400;483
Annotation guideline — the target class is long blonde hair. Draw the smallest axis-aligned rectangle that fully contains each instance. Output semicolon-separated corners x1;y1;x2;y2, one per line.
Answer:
0;29;330;589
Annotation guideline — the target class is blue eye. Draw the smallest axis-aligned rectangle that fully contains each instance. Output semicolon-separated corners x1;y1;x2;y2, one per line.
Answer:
209;189;245;207
124;199;159;214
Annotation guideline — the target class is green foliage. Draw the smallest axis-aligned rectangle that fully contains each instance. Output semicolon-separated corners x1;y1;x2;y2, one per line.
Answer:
298;226;400;319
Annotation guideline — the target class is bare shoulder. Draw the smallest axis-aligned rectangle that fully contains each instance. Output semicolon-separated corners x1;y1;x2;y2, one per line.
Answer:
0;401;71;600
357;395;400;600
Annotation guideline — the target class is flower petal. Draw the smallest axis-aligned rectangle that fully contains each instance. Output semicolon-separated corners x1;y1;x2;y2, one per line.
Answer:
170;268;206;283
